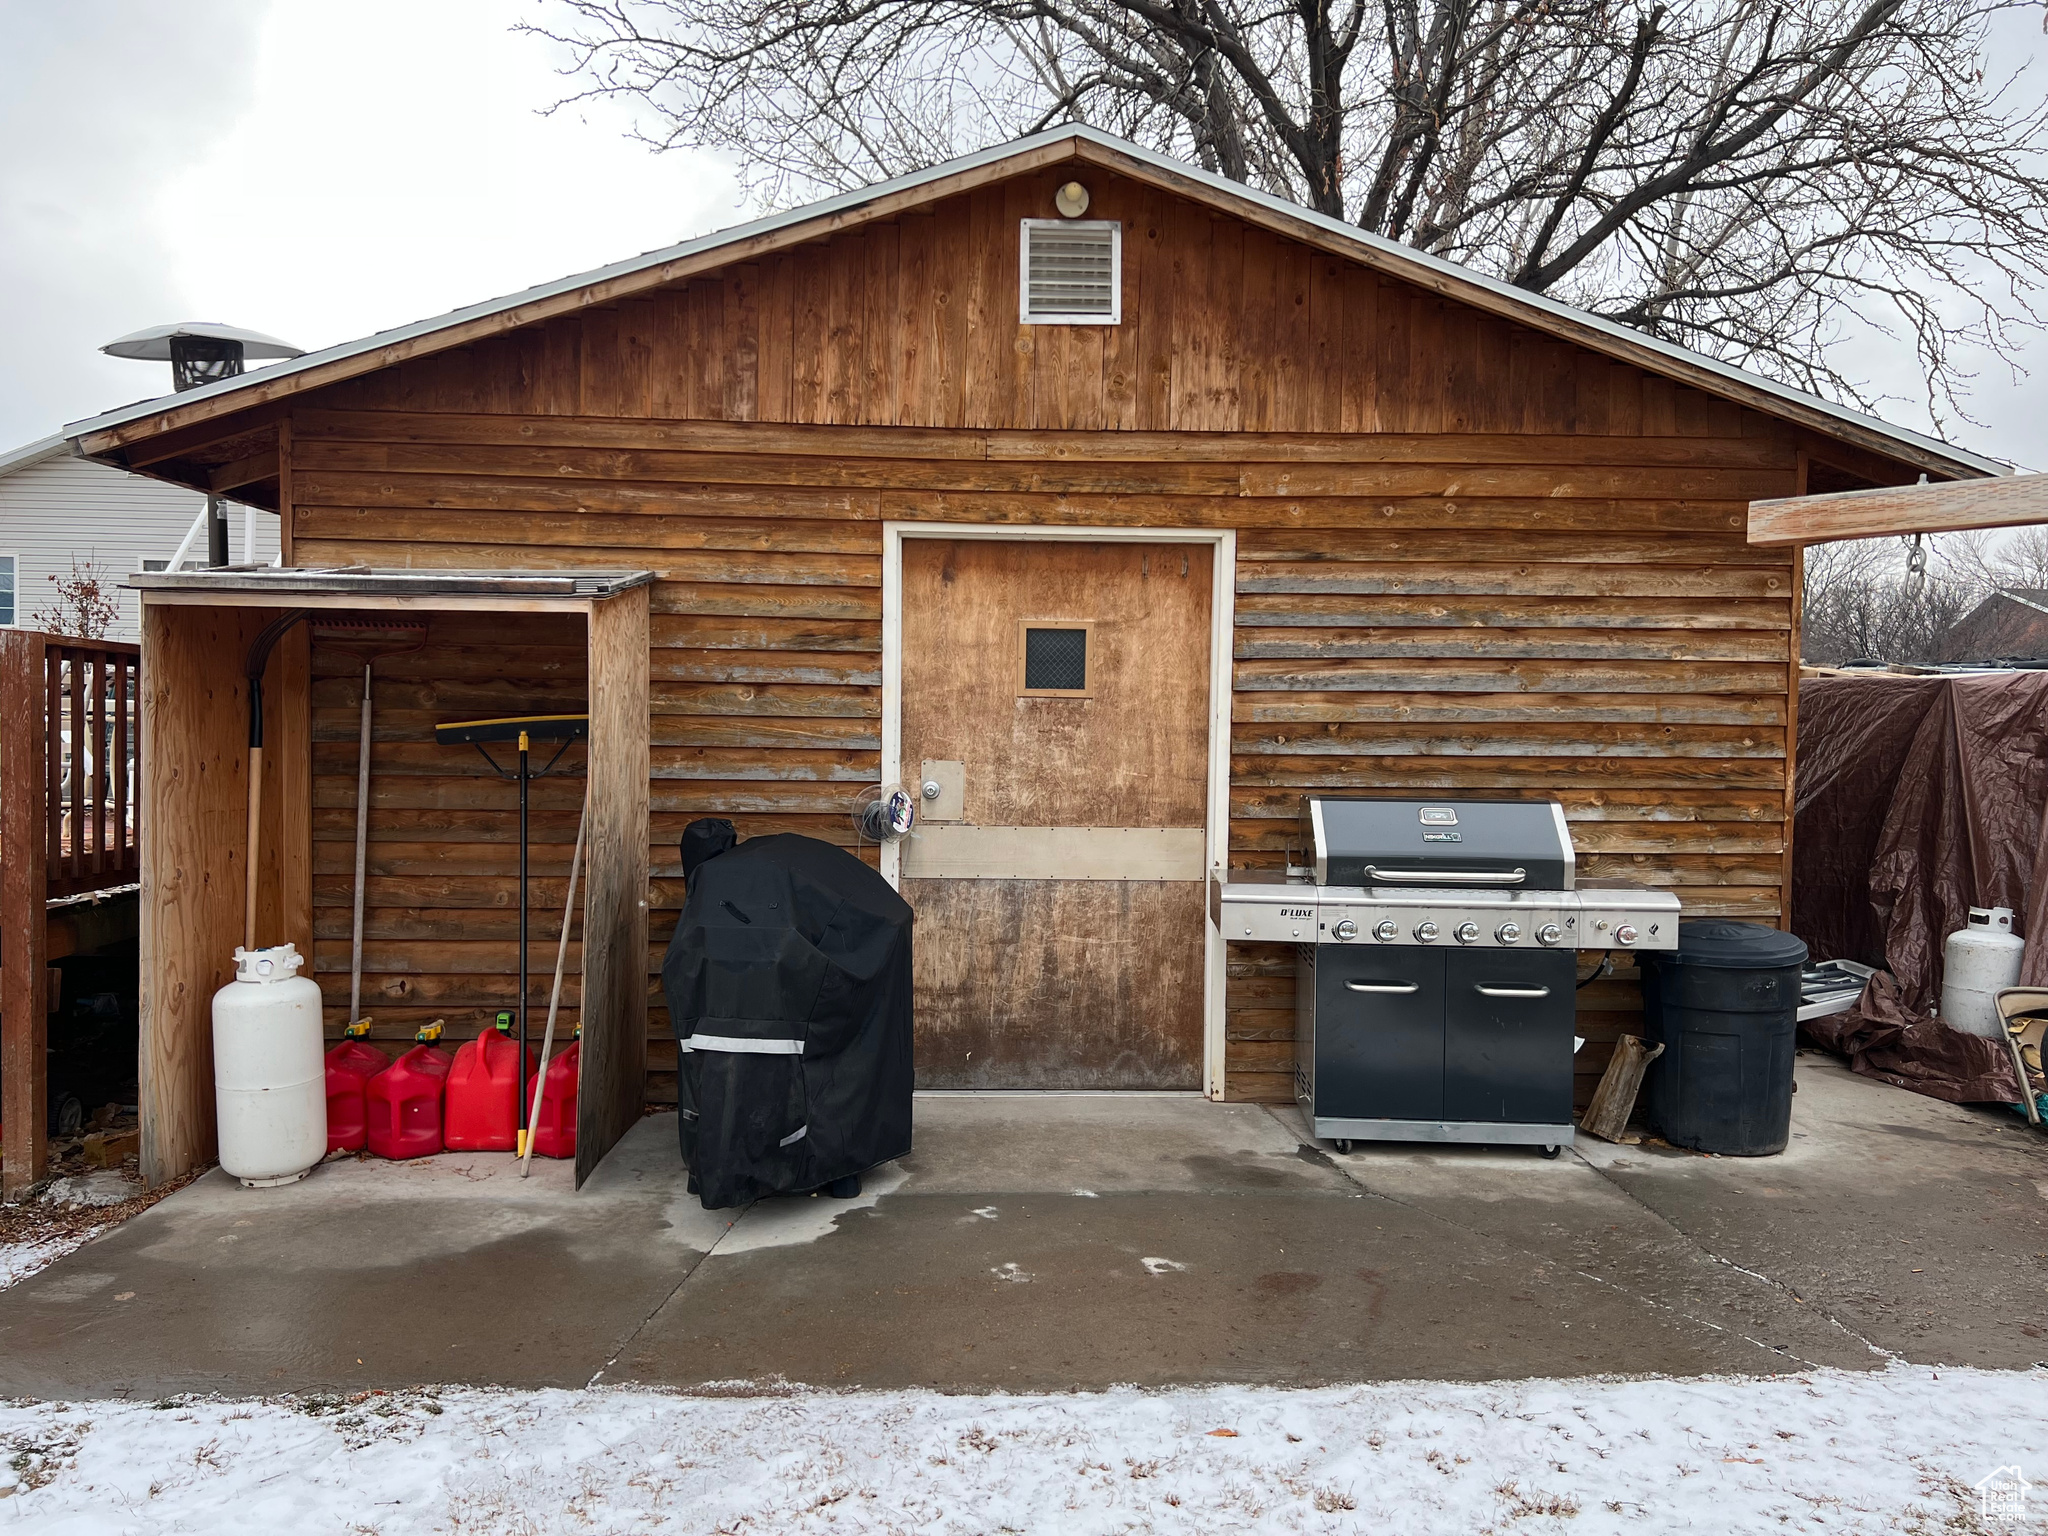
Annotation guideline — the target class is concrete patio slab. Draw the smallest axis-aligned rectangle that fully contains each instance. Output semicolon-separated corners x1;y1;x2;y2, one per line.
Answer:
0;1123;730;1399
0;1059;2041;1400
1578;1053;2048;1369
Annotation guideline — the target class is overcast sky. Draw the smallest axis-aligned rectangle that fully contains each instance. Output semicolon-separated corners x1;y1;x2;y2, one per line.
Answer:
3;1;2041;471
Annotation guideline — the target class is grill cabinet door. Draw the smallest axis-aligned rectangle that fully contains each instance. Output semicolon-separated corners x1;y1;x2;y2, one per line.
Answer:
1314;947;1446;1121
1443;949;1576;1124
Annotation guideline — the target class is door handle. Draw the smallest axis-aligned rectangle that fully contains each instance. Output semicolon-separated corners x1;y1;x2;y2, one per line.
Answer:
1345;980;1420;994
1475;984;1551;998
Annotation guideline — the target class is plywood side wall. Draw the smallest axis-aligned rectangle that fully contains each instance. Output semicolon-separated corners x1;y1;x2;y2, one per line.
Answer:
579;585;652;1183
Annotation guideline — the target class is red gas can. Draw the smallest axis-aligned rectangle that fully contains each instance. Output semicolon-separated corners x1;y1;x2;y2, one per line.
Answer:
444;1026;535;1152
366;1026;453;1160
324;1035;389;1154
525;1040;580;1159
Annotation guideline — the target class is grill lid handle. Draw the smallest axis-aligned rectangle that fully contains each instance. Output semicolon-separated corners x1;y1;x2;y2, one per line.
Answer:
1363;866;1527;886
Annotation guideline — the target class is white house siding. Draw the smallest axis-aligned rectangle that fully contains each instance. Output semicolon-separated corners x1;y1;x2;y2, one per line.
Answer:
0;445;279;641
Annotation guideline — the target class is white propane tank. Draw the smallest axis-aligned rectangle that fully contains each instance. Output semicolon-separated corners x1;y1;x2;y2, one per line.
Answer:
212;943;326;1187
1940;907;2026;1039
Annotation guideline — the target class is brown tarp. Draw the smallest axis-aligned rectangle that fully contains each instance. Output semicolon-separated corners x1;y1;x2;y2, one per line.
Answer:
1792;671;2044;1103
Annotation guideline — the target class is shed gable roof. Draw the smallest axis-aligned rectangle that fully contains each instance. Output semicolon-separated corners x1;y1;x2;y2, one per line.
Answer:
64;125;2002;480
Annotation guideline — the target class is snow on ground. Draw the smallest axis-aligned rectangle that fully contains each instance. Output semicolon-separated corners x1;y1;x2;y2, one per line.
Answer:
0;1235;80;1292
0;1171;170;1296
2;1365;2043;1534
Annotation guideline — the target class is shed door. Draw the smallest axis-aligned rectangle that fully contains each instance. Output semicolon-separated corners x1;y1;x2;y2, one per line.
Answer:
899;539;1212;1089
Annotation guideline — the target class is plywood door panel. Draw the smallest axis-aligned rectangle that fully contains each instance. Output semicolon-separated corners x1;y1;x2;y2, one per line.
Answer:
579;586;651;1187
901;540;1211;826
899;538;1212;1088
906;879;1207;1090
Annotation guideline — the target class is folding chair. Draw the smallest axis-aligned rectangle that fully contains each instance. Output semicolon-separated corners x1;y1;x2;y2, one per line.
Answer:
1992;987;2048;1127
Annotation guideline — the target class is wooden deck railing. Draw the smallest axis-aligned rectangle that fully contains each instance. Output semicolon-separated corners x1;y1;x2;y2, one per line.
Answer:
42;640;143;898
3;629;142;1198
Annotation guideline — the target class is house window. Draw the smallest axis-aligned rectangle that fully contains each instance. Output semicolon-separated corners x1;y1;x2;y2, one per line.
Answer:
1019;220;1122;324
1018;621;1093;697
0;554;15;626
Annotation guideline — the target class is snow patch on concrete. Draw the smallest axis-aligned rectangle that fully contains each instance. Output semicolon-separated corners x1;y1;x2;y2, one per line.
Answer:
40;1173;137;1209
709;1163;911;1256
0;1237;79;1292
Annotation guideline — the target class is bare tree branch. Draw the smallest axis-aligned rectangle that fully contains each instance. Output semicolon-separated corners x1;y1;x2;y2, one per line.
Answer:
526;0;2048;418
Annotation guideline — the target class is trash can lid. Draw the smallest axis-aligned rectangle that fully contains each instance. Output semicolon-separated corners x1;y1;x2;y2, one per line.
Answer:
1658;920;1809;970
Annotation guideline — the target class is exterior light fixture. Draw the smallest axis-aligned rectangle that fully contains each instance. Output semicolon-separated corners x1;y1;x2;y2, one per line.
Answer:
1054;181;1091;218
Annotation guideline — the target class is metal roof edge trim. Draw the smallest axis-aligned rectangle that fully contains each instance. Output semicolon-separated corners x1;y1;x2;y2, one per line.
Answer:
1995;589;2048;619
0;433;70;478
61;123;2004;479
123;566;656;598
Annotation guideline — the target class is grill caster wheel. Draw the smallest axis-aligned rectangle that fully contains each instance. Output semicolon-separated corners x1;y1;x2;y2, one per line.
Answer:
1333;1139;1353;1155
1539;1144;1562;1160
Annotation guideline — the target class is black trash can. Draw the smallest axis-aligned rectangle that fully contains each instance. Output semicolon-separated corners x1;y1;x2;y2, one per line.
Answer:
1641;921;1808;1155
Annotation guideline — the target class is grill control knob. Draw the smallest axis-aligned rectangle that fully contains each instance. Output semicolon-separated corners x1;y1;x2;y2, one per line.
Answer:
1454;922;1480;945
1414;920;1440;943
1536;922;1563;946
1496;922;1522;944
1333;918;1359;942
1615;924;1639;945
1373;919;1399;943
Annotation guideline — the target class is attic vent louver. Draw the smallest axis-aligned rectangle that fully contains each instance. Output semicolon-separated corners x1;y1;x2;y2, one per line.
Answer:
1020;219;1121;324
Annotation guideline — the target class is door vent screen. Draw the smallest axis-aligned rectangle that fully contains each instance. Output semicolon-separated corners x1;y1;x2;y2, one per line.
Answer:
1020;220;1121;324
1022;625;1089;693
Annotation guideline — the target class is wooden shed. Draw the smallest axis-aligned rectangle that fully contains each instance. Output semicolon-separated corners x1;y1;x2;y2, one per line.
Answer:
64;126;2002;1182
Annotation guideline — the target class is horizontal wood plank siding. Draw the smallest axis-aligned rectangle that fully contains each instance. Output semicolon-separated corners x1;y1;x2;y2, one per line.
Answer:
290;415;1796;1104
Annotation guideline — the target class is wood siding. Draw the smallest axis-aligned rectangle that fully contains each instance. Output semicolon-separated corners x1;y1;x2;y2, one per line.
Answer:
312;169;1774;442
177;162;1826;1105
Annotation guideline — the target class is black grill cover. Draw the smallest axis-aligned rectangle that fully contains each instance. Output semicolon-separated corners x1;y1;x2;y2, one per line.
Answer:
661;830;914;1209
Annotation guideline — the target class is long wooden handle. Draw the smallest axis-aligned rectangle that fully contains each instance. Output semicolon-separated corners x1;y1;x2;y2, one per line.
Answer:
521;791;589;1177
348;664;371;1027
244;746;262;953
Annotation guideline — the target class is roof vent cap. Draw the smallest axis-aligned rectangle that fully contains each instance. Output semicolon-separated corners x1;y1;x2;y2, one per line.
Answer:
102;322;304;392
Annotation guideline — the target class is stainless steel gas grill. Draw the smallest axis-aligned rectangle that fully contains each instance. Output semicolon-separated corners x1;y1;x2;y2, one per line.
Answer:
1213;797;1682;1156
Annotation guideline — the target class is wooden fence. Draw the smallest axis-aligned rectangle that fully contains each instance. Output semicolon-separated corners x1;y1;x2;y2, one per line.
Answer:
2;630;142;1198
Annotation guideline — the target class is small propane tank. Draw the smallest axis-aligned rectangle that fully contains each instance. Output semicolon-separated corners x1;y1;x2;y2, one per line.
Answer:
1941;906;2026;1039
212;943;327;1187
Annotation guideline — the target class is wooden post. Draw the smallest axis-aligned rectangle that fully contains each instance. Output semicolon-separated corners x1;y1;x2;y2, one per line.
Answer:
274;625;313;959
1;629;49;1200
576;585;651;1188
1781;450;1808;934
276;418;294;568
